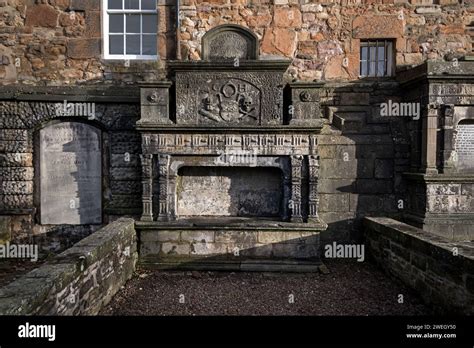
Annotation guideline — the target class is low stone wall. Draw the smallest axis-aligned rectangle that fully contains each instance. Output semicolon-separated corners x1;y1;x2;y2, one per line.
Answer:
0;218;137;315
364;217;474;315
137;222;322;271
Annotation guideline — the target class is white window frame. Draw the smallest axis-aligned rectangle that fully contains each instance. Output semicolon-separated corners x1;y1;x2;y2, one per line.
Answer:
102;0;158;60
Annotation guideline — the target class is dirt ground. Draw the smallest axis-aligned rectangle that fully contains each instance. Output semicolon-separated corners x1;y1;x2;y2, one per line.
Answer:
101;259;430;316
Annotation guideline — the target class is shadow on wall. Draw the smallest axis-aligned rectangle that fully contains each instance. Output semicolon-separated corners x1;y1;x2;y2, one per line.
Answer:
318;81;409;246
31;121;103;253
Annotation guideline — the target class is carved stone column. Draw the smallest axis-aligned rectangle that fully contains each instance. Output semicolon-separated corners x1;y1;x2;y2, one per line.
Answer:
290;155;304;223
157;154;170;221
308;155;320;222
140;154;153;221
421;102;439;174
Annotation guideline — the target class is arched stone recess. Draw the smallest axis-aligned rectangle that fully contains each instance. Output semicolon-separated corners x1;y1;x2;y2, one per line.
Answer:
36;120;103;225
201;24;259;61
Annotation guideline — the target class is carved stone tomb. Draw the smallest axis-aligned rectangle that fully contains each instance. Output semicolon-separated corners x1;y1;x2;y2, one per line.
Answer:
136;25;327;270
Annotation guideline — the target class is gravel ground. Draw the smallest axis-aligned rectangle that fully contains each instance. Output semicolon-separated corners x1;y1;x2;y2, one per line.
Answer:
101;260;430;316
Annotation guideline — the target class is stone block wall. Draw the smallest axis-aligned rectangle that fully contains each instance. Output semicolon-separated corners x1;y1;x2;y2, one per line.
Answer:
316;81;409;243
0;0;472;85
0;217;137;315
364;217;474;315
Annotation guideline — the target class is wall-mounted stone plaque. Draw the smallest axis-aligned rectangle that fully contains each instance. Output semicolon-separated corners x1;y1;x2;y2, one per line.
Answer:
40;122;102;225
455;121;474;171
202;24;259;61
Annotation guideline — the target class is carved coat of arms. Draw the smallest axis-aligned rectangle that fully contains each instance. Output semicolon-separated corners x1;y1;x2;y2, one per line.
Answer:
198;79;260;124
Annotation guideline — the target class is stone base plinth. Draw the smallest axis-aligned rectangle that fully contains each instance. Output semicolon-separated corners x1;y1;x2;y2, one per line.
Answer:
136;218;327;272
404;173;474;241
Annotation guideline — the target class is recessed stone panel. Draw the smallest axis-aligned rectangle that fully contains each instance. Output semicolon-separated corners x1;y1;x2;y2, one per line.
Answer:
177;167;282;217
40;122;102;225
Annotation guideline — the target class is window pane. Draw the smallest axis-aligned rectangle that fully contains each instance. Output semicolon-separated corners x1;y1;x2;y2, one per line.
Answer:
142;0;156;9
142;35;157;55
126;14;140;33
369;46;376;62
142;14;157;33
108;0;122;9
377;61;385;77
360;61;367;76
110;35;124;55
126;34;141;54
109;14;124;33
124;0;139;9
361;46;368;60
377;46;385;61
369;61;376;76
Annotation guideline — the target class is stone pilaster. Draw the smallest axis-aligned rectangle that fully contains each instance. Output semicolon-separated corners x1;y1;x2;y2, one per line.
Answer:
290;155;304;223
308;155;320;222
140;154;153;221
421;102;439;175
157;154;170;222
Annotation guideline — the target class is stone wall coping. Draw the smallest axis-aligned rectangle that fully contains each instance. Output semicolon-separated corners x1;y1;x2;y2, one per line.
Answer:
0;86;140;102
0;218;137;315
363;217;474;265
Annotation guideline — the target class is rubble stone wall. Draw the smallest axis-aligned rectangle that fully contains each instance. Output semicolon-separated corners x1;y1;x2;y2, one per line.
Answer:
0;0;472;85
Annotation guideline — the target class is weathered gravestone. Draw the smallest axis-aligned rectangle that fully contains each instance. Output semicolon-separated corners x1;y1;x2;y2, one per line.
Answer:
40;122;102;225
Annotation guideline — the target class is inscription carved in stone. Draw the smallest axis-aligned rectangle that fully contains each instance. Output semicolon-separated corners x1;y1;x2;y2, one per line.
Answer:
40;122;102;224
208;32;249;60
202;25;258;60
455;121;474;171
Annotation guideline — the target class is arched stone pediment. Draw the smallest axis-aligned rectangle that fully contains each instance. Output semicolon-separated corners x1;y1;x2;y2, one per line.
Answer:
201;24;259;61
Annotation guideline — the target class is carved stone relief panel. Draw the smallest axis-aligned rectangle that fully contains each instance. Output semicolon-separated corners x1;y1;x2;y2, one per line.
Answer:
175;71;284;126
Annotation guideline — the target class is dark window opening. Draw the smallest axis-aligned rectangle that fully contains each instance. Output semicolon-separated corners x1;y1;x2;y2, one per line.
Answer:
360;40;394;77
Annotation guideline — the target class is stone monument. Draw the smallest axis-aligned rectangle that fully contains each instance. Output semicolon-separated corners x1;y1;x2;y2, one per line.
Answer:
39;122;102;225
136;25;327;271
